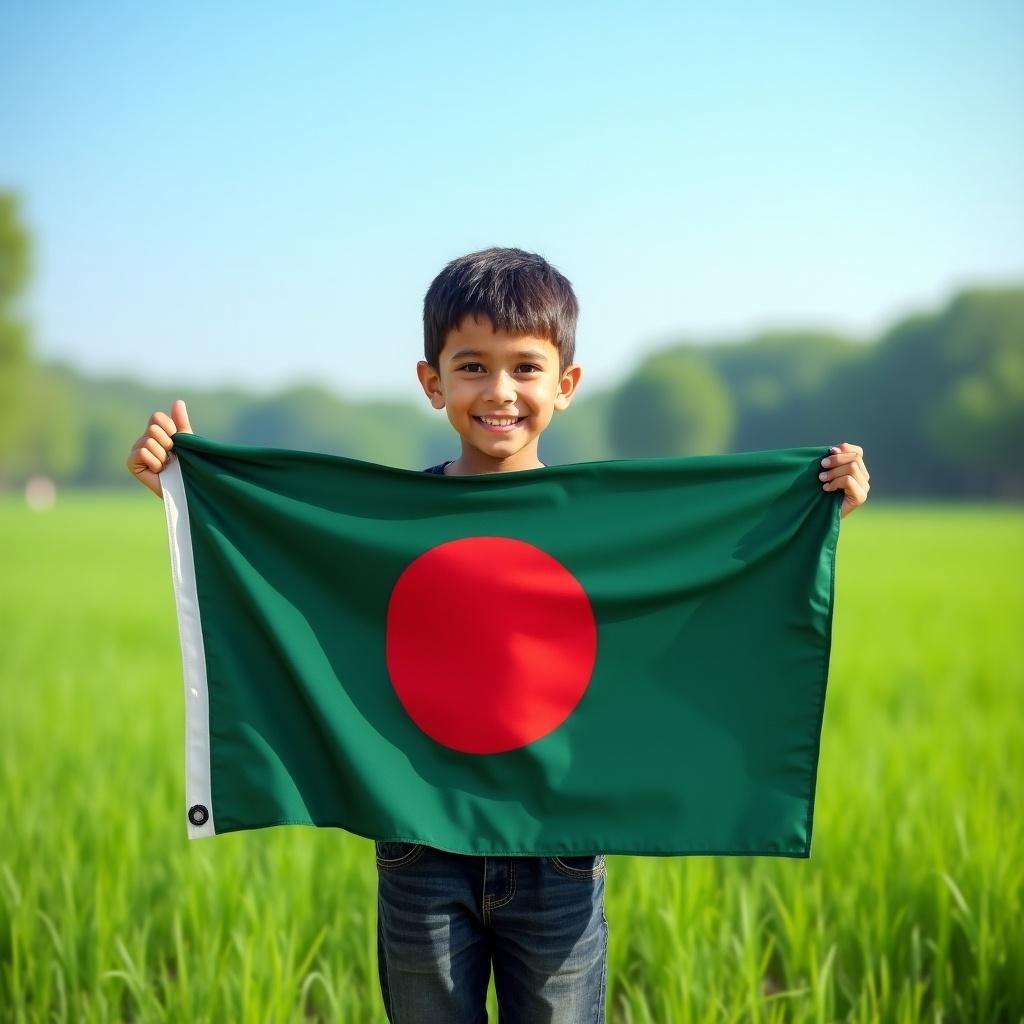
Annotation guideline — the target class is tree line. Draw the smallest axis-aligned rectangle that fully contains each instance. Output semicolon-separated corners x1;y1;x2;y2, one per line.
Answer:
1;193;1021;498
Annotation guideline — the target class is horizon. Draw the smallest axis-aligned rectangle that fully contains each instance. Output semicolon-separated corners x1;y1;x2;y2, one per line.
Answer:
33;275;1022;406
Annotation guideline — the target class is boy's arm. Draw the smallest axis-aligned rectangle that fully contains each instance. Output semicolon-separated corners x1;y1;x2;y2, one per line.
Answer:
125;398;193;499
819;441;870;519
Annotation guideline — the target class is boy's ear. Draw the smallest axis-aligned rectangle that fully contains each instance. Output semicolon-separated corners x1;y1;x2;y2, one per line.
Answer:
416;360;446;410
553;364;583;412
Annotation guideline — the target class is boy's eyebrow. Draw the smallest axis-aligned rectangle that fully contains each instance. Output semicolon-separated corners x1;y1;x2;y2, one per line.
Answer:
449;348;548;361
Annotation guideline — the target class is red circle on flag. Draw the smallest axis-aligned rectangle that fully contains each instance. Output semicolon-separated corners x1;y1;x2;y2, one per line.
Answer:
385;536;597;755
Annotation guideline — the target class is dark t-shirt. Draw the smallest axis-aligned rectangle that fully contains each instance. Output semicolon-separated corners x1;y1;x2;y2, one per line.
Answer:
422;460;549;475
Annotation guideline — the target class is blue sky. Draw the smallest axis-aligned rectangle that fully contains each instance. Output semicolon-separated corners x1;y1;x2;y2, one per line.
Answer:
2;1;1022;403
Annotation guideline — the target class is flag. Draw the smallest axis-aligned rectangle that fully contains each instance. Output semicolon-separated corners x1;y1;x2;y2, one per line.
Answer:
161;433;841;857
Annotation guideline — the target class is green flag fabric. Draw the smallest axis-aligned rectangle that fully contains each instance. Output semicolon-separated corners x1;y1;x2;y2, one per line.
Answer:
161;433;841;857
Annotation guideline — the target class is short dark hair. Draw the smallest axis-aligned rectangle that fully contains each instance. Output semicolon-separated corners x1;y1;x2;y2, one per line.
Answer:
423;247;579;372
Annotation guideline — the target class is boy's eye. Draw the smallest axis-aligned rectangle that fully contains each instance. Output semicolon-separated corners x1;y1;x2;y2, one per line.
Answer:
456;363;541;374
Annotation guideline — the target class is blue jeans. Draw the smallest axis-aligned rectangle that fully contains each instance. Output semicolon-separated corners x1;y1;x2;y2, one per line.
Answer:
375;842;609;1023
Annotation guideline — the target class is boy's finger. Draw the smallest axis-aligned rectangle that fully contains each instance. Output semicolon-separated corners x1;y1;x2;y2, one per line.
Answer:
820;451;860;468
826;450;869;483
139;447;162;473
824;471;870;495
146;422;174;450
833;441;864;457
144;437;170;464
151;410;177;437
820;461;868;485
171;399;193;434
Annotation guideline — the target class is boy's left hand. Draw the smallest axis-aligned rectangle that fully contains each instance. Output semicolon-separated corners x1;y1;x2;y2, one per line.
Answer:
819;442;870;519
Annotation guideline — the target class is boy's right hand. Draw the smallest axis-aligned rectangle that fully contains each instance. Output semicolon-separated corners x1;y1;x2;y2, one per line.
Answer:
126;399;193;499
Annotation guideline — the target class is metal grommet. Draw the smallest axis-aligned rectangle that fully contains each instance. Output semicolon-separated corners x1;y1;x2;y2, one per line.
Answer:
187;804;209;827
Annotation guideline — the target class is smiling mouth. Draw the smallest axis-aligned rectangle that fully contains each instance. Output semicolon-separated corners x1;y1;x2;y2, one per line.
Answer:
473;415;526;432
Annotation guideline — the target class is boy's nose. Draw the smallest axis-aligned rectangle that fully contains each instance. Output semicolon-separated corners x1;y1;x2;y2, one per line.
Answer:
484;371;517;402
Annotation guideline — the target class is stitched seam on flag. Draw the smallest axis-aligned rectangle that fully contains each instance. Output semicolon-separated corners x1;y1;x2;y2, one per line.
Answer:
194;817;811;856
195;819;811;857
161;454;215;840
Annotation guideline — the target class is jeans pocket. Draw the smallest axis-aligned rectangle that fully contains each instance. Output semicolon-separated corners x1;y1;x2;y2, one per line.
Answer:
548;854;606;879
375;840;426;871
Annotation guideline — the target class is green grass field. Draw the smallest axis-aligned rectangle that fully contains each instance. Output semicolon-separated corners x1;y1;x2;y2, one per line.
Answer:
2;493;1021;1023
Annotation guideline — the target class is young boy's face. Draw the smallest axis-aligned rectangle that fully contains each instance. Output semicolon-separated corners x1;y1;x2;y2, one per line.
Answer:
416;313;582;473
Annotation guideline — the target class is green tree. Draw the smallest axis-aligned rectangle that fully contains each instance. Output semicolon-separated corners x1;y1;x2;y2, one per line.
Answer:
540;388;617;466
0;192;31;479
14;364;81;480
808;286;1024;497
923;289;1024;495
227;383;437;469
608;351;734;458
704;330;868;451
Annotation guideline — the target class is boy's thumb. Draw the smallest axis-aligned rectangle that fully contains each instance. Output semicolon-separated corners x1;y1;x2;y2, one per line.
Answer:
171;398;193;434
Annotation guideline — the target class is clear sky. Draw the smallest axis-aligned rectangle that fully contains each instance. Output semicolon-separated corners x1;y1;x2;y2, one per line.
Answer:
2;1;1022;403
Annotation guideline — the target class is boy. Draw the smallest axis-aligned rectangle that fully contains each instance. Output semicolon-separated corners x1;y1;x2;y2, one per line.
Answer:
127;246;870;1023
